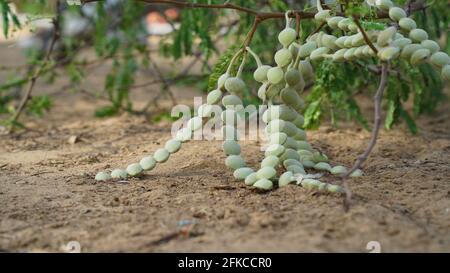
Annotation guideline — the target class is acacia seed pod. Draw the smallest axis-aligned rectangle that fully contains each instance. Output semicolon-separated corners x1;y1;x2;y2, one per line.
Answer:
266;82;284;99
253;179;273;190
297;141;312;151
298;60;314;80
392;37;412;49
344;36;355;48
267;67;285;84
233;168;254;180
314;162;332;172
335;36;347;48
256;167;277;179
298;149;313;158
217;73;229;90
421;40;440;54
283;137;300;150
279;171;295;187
321;34;338;50
206;89;222;105
222;140;241;155
140;156;156;170
187;117;202;131
245;172;258;186
327;184;343;193
338;18;352;31
265;144;286;157
280;87;302;109
410;48;431;65
348;23;358;33
165;139;181;154
269;132;288;145
225;155;245;170
280;148;301;162
111;169;127;180
287;165;305;174
352;33;365;47
293;115;305;128
399;17;417;32
222;125;240;141
154;148;170;163
224;77;246;94
389;7;406;21
350;169;363;177
293;129;307;141
326;16;344;29
222;94;243;107
315;10;331;23
330;165;348;175
312;152;329;163
375;0;393;10
283;159;303;168
400;44;422;60
377;26;397;47
95;171;111;181
278;27;297;47
261;155;280;168
409;28;428;43
378;46;400;61
257;82;268;101
175;128;192;142
354;46;366;59
197;104;213;118
310;47;330;61
253;65;271;83
302;159;316;168
285;69;302;87
344;47;357;61
298;41;318;59
126;163;143;177
332;49;347;62
267;119;286;134
275;48;293;67
430;52;450;67
441;65;450;81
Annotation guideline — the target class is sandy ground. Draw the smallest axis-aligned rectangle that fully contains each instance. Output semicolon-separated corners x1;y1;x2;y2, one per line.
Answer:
0;43;449;253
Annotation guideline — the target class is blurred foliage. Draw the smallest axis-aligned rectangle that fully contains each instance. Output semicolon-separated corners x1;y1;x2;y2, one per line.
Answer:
0;0;448;134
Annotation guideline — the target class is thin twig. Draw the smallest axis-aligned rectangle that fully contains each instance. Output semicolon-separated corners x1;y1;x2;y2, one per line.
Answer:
353;16;378;55
339;62;390;211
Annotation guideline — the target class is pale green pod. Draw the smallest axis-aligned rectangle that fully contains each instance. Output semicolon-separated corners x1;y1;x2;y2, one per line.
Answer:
394;32;404;39
278;27;297;47
293;129;307;141
350;169;363;177
338;18;352;31
421;40;440;54
287;165;305;174
297;141;312;151
267;66;284;84
175;128;192;142
206;89;222;105
312;152;329;163
310;47;330;61
430;52;450;67
281;121;298;137
375;0;393;10
298;149;313;158
225;155;245;170
222;94;243;107
269;132;288;145
245;172;258;186
289;43;299;60
279;171;295;187
111;169;128;180
327;16;344;29
410;48;430;65
442;65;450;81
317;182;328;192
222;140;241;155
285;69;302;87
284;137;300;150
254;65;271;83
154;148;170;163
294;77;306;94
348;22;358;33
266;82;284;99
400;44;422;60
197;104;213;118
126;163;143;177
257;166;277;179
267;119;286;134
298;60;314;80
140;156;156;170
389;7;406;21
233;168;254;180
392;38;412;49
187;117;203;131
280;148;301;162
330;165;348;175
409;28;428;43
335;36;347;48
344;48;357;61
362;45;374;57
222;125;240;141
95;171;111;181
280;87;302;109
221;109;239;126
283;159;302;168
257;82;268;101
261;155;280;168
301;178;321;190
253;179;273;190
293;115;304;128
344;36;355;48
399;17;417;32
377;26;396;47
298;41;318;59
307;32;320;43
378;46;400;61
274;48;293;67
321;34;338;50
327;184;343;193
354;46;365;59
315;10;331;23
333;49;347;62
265;144;286;157
314;162;332;172
224;77;246;94
302;159;316;168
217;73;229;90
352;33;365;47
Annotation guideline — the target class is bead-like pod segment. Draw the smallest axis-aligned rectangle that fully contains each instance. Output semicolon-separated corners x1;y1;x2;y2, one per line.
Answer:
140;156;156;171
257;82;268;101
327;16;344;29
233;168;254;180
265;144;286;157
310;47;330;61
327;184;343;193
430;52;450;67
126;163;143;177
315;10;331;23
292;115;304;128
285;69;302;87
354;46;365;59
264;105;297;122
283;137;300;150
222;140;241;155
253;178;273;190
301;178;321;190
225;155;246;170
165;139;182;154
421;40;440;54
330;165;348;175
187;117;203;131
312;152;328;163
389;7;406;21
111;169;128;180
338;18;352;31
314;162;332;172
217;73;229;90
344;36;354;48
375;0;393;10
154;148;170;163
410;48;430;65
283;159;303;168
399;17;417;32
442;65;450;81
378;46;400;61
256;166;277;179
279;171;295;187
245;172;258;186
287;165;305;174
206;89;222;105
348;22;358;33
400;44;422;60
280;87;303;109
298;60;314;80
266;82;284;99
333;49;347;62
280;148;301;162
298;42;318;59
350;169;363;177
392;38;412;49
298;149;313;158
221;109;240;126
224;77;246;94
222;125;240;141
409;28;428;43
278;27;297;47
175;128;192;142
344;48;357;61
321;34;338;50
297;141;312;151
253;65;271;83
222;94;243;107
267;67;284;84
377;26;397;47
197;104;213;118
261;155;280;168
95;171;111;181
275;48;293;67
335;36;347;48
269;132;288;145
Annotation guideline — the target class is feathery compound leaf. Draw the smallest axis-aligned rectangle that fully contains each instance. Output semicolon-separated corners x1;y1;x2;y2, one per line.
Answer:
207;45;241;92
